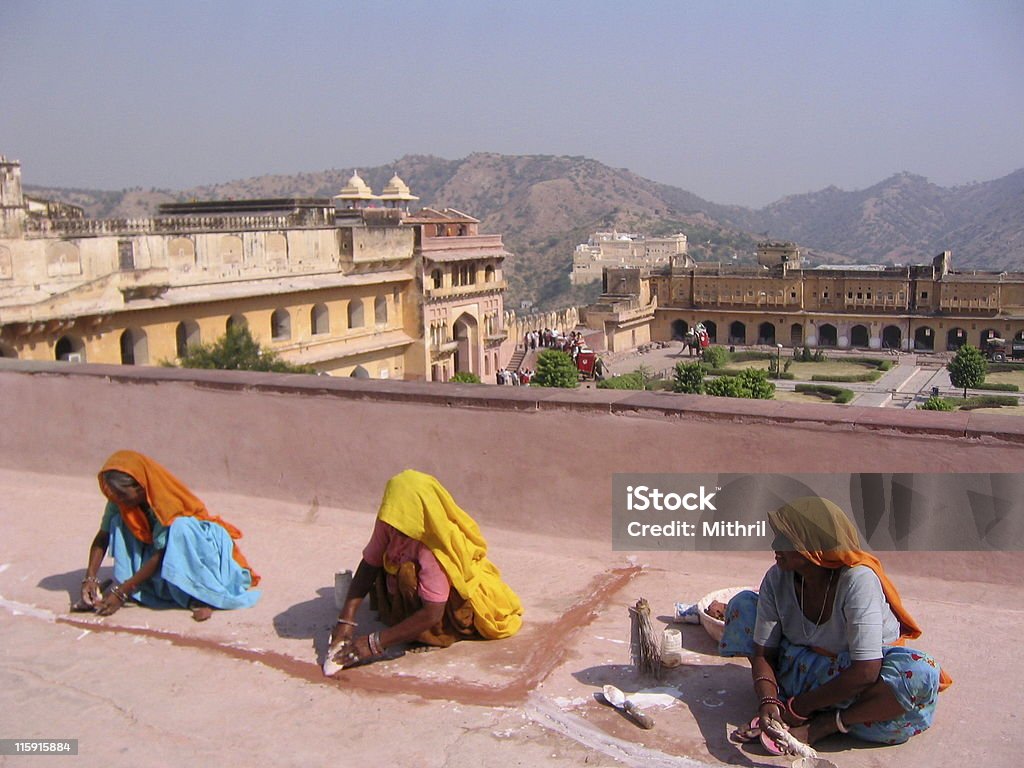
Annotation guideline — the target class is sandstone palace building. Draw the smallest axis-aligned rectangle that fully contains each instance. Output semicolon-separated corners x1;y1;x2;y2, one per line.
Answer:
588;241;1024;353
0;157;509;381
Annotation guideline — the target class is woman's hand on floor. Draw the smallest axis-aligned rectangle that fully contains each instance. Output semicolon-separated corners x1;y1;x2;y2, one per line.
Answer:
329;621;355;649
332;635;374;668
81;580;102;608
94;591;124;616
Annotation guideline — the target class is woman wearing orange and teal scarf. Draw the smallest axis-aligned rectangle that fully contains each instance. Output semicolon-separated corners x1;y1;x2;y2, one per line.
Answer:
327;470;522;671
80;450;261;621
720;497;949;752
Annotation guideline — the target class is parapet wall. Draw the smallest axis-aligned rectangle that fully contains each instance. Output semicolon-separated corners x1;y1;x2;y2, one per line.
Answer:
1;360;1022;537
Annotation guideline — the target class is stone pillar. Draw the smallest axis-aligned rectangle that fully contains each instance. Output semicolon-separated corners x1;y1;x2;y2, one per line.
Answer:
1;156;27;238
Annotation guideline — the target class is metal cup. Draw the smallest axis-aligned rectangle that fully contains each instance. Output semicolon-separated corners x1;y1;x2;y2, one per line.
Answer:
334;569;353;610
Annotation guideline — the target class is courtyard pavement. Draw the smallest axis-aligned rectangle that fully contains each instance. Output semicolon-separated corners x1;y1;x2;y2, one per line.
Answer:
2;467;1021;767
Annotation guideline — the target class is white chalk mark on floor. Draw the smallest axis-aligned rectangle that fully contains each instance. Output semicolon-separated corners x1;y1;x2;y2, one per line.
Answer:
0;593;56;622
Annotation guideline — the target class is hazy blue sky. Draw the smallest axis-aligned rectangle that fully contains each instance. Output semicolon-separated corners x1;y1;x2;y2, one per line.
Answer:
2;1;1022;207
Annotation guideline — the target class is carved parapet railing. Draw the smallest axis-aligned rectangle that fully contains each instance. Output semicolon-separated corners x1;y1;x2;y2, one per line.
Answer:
25;213;319;237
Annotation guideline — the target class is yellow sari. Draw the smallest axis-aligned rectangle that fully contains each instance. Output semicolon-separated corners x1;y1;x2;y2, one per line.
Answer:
376;470;523;639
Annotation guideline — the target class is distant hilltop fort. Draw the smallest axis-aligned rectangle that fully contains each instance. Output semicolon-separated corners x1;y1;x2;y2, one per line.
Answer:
570;230;691;285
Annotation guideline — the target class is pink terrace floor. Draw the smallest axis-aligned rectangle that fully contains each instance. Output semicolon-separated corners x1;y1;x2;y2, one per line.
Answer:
1;468;1022;768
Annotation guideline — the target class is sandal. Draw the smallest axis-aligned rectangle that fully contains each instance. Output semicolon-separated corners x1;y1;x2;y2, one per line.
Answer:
755;717;787;756
734;717;786;755
730;721;762;744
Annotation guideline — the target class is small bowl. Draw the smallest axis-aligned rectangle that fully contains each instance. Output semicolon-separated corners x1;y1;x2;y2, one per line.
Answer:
696;586;756;643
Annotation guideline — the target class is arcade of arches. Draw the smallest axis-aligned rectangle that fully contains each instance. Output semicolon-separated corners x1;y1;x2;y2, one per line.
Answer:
655;314;1024;353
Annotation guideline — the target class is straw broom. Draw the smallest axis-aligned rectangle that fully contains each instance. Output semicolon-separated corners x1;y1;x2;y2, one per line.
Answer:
629;598;661;678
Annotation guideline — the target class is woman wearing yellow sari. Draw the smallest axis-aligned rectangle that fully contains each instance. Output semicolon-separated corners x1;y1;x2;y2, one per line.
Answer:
328;470;522;669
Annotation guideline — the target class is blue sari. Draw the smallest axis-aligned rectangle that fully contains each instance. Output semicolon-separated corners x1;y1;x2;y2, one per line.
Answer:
108;511;260;610
719;590;939;745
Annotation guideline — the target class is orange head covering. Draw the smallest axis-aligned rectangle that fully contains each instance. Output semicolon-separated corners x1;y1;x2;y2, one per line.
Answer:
769;497;919;638
98;450;259;585
769;496;950;689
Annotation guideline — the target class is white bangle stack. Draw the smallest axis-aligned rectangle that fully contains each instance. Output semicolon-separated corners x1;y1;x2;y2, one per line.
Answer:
834;709;849;734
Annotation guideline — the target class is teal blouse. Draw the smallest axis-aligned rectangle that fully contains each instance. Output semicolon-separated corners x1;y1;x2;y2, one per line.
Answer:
100;500;169;550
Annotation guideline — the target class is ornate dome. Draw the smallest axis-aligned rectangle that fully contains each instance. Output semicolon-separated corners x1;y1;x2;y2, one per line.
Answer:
379;173;419;202
334;170;377;201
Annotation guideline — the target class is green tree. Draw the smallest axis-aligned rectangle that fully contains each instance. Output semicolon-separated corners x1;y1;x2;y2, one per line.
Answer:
672;361;705;394
705;375;744;397
702;345;729;369
918;395;954;411
530;349;579;388
704;368;775;399
947;344;987;398
598;372;645;390
738;368;775;399
171;325;316;374
451;371;481;384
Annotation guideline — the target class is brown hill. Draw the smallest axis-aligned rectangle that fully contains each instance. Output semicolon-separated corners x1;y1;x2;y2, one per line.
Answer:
723;170;1024;271
24;154;1024;308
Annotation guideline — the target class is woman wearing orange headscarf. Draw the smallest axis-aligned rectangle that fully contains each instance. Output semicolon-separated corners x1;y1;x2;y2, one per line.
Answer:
720;497;946;752
79;451;260;621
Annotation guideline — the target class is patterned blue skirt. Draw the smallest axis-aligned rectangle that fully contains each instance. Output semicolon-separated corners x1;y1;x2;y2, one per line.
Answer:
719;590;940;744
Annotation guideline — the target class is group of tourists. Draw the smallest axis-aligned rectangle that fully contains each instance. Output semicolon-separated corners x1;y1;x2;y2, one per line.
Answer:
496;367;533;385
77;451;947;756
521;328;590;356
521;328;559;350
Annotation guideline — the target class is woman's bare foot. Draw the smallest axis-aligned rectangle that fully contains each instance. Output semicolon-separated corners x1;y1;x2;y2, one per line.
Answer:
189;600;213;622
789;712;839;746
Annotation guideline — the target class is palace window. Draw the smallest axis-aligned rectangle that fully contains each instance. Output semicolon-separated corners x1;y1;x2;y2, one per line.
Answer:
348;299;364;329
271;309;291;341
175;321;200;357
311;304;329;335
118;240;135;271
